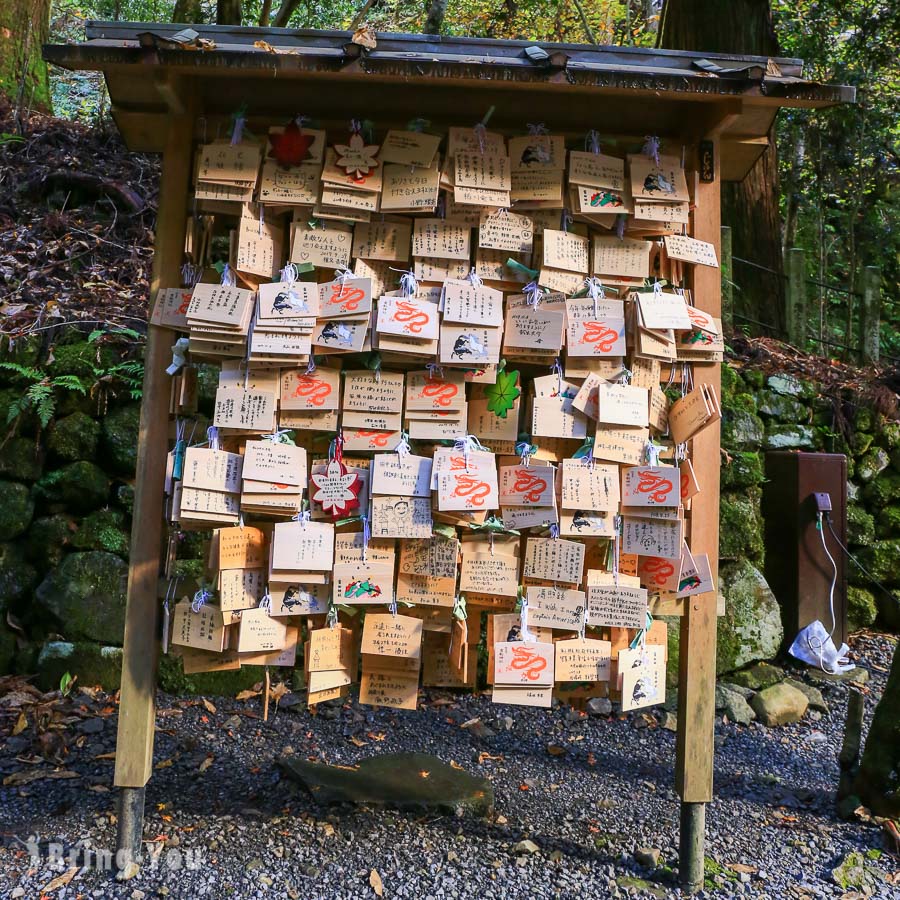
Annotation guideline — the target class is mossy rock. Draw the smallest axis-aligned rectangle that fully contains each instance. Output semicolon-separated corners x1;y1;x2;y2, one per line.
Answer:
100;403;141;476
742;369;765;390
757;390;810;422
195;363;219;414
34;461;109;512
71;508;130;557
876;506;900;539
847;587;878;632
0;436;43;482
847;506;875;546
857;541;900;588
719;491;764;562
34;551;127;645
46;410;100;462
720;364;741;403
849;432;874;456
857;448;890;483
716;560;783;674
114;482;135;514
35;640;123;692
727;661;785;691
46;341;113;380
722;392;758;415
721;410;765;451
24;513;78;569
0;542;38;614
766;374;816;400
764;424;816;451
863;471;900;507
879;421;900;451
158;654;270;696
853;406;876;433
720;452;765;489
0;480;34;540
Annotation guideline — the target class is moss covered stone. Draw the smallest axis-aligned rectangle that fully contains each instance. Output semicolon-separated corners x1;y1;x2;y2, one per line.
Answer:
757;390;809;422
720;452;765;489
71;509;129;557
880;422;900;451
719;491;764;561
0;437;43;482
723;392;758;415
34;551;127;645
47;411;100;462
46;341;112;380
728;661;785;690
847;587;878;632
863;472;900;507
0;480;34;540
716;560;783;674
720;363;741;401
849;432;874;456
857;448;890;483
766;373;816;400
0;542;38;613
853;406;876;433
876;507;900;538
721;410;765;451
100;403;141;476
764;424;816;450
34;461;109;512
847;506;875;546
24;513;77;569
158;655;269;696
858;541;900;587
35;641;123;692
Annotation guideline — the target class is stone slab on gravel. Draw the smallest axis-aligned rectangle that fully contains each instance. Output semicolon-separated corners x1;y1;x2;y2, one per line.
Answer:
750;682;810;726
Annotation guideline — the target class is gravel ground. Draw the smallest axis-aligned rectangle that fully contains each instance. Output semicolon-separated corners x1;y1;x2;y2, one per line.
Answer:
1;632;898;900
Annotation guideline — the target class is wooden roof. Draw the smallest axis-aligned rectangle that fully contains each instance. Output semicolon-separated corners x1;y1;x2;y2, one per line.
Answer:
44;22;854;180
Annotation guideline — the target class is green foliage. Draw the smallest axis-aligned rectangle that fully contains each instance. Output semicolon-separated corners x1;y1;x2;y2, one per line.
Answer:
0;363;86;429
59;670;74;696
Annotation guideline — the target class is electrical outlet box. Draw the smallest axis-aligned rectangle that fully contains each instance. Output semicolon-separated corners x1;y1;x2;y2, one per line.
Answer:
762;453;847;650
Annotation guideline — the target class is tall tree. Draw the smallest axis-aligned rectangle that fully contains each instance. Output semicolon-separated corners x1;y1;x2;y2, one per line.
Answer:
424;0;448;34
173;0;204;23
216;0;242;25
658;0;785;334
0;0;51;116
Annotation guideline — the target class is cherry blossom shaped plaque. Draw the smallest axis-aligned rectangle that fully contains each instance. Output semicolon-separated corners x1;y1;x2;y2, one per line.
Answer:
334;132;380;179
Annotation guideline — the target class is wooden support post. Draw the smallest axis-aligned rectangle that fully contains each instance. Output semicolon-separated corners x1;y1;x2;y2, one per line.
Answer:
784;247;807;348
115;89;194;861
858;266;881;366
676;133;725;893
720;225;733;338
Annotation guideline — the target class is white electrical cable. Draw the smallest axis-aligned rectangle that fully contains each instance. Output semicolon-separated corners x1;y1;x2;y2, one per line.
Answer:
807;510;839;673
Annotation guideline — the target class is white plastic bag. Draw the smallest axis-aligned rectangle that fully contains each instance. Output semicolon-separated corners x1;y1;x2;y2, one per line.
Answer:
788;619;854;674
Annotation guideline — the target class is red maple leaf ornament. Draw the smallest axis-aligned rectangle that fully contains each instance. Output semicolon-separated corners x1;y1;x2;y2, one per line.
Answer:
268;121;315;168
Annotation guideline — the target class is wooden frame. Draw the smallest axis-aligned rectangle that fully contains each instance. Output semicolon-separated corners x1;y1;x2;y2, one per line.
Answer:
42;26;850;893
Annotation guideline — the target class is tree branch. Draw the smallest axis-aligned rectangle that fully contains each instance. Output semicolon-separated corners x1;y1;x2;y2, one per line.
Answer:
350;0;380;31
272;0;303;28
570;0;597;43
259;0;273;27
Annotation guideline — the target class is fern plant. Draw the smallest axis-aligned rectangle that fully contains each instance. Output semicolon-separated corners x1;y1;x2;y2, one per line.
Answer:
0;363;87;429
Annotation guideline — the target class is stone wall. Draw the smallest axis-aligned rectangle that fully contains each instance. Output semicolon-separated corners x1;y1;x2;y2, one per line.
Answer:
0;329;896;694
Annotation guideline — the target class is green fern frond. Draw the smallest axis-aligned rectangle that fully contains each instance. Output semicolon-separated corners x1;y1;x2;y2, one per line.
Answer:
0;362;45;381
51;375;87;395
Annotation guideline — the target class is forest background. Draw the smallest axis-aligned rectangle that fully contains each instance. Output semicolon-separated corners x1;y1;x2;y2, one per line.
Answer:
1;0;897;362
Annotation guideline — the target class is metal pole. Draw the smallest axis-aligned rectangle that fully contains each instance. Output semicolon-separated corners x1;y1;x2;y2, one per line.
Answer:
679;801;706;892
116;786;146;864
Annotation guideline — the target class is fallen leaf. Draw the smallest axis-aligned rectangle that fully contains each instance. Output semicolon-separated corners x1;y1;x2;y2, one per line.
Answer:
236;690;260;701
352;25;377;50
518;783;530;791
93;752;116;760
42;866;78;892
478;751;503;764
12;711;27;735
253;39;279;53
155;758;174;770
88;784;110;793
199;756;214;773
201;698;217;714
367;732;386;742
3;768;78;787
349;736;367;747
727;862;757;874
546;744;567;757
369;868;384;897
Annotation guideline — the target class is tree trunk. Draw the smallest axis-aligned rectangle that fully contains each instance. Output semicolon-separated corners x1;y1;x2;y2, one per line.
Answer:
854;640;900;817
424;0;448;34
272;0;302;28
658;0;785;335
0;0;51;114
216;0;242;26
173;0;203;22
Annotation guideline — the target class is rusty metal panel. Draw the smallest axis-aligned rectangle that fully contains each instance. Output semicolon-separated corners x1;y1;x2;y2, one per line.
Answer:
762;451;847;650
